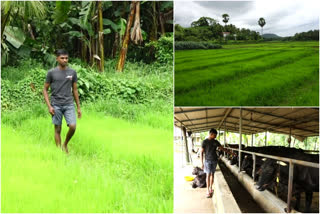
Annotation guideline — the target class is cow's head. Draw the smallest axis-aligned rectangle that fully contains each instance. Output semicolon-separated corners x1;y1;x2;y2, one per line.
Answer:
240;155;252;171
255;158;277;191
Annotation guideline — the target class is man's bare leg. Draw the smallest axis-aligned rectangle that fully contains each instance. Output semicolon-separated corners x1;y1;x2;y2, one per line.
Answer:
62;124;76;154
210;173;214;194
54;125;62;147
206;173;210;195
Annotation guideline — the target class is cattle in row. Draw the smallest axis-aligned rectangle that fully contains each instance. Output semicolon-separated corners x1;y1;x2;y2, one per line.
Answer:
253;148;319;213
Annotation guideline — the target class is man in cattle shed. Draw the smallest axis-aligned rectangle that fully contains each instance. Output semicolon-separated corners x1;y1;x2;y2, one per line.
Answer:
201;128;235;198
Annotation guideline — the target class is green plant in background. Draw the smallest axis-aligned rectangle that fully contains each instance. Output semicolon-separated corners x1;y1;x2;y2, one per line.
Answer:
146;34;174;65
175;41;222;50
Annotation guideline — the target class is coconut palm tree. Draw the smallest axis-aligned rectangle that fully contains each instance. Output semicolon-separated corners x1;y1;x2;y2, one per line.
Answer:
258;17;266;36
222;14;229;26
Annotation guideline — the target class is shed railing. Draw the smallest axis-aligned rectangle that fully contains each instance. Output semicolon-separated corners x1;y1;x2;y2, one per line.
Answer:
222;147;319;213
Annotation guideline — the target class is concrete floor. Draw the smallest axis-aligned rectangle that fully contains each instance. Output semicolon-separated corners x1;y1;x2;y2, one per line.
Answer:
174;150;215;213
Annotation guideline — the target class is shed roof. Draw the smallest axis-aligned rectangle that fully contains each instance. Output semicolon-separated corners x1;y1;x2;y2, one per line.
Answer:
174;107;319;141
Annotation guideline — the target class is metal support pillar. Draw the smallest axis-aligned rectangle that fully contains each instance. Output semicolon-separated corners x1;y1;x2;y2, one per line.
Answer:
239;108;242;171
289;128;292;147
182;127;190;163
286;161;294;213
251;133;254;147
252;154;256;181
265;131;267;146
224;121;226;157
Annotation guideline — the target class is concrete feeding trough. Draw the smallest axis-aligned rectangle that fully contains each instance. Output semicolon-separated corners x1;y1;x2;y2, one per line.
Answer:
213;164;241;213
221;156;300;213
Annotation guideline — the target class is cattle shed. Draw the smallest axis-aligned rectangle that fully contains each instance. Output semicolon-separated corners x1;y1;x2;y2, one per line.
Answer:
174;107;319;142
174;107;319;213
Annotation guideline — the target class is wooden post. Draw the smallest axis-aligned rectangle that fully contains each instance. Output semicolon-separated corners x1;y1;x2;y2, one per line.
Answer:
239;108;242;171
182;127;190;163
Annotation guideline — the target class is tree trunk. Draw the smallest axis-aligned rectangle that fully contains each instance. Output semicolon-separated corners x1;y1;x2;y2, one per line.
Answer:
98;0;104;72
130;1;143;44
90;37;94;65
150;1;157;41
116;1;137;72
27;24;35;40
158;2;166;36
112;33;119;58
159;13;166;36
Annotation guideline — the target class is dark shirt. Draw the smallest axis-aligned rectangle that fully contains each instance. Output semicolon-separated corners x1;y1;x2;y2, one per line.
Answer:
45;67;77;105
201;138;221;161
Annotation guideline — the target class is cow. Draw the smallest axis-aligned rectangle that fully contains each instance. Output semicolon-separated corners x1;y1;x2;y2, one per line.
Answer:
192;167;207;188
255;152;319;213
221;144;246;165
240;146;306;180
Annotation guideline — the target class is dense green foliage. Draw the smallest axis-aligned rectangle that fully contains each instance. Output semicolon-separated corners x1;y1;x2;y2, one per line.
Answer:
175;16;262;42
175;41;222;50
1;59;172;110
199;132;319;151
263;30;319;41
1;1;173;67
175;41;319;106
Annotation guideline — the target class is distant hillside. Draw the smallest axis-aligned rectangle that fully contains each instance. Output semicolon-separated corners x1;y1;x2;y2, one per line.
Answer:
262;33;281;39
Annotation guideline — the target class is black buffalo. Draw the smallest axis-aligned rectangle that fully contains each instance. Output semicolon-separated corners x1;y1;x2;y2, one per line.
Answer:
256;152;319;213
240;146;305;179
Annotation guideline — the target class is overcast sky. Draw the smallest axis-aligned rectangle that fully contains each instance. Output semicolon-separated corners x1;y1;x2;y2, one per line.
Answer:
174;0;320;37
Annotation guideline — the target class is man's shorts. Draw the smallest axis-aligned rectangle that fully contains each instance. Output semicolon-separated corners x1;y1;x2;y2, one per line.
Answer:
204;160;218;174
52;104;76;126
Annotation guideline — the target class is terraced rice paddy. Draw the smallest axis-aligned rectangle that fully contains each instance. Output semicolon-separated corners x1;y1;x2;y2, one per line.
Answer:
175;42;319;106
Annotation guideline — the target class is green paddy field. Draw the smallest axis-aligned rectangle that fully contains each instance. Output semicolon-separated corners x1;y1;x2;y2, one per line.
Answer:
175;41;319;106
2;108;173;213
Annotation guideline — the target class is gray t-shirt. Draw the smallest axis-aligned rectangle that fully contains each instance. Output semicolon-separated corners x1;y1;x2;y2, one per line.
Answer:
201;138;221;161
45;66;77;105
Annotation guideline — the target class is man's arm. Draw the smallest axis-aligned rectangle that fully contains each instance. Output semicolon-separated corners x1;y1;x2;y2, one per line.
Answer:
200;147;204;170
218;146;237;156
72;82;81;118
43;82;55;115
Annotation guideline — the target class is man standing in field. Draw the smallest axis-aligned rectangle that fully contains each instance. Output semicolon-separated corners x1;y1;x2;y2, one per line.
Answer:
201;128;232;198
43;49;81;154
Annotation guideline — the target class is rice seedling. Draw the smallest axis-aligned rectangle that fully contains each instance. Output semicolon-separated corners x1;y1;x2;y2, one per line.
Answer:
175;41;319;106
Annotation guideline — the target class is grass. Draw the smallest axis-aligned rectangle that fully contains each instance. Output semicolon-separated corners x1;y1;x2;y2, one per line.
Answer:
174;41;319;106
1;58;173;213
2;107;173;213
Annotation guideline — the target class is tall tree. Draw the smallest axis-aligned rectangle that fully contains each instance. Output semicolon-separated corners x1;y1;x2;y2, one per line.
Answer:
116;1;137;72
258;17;266;36
222;14;229;27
